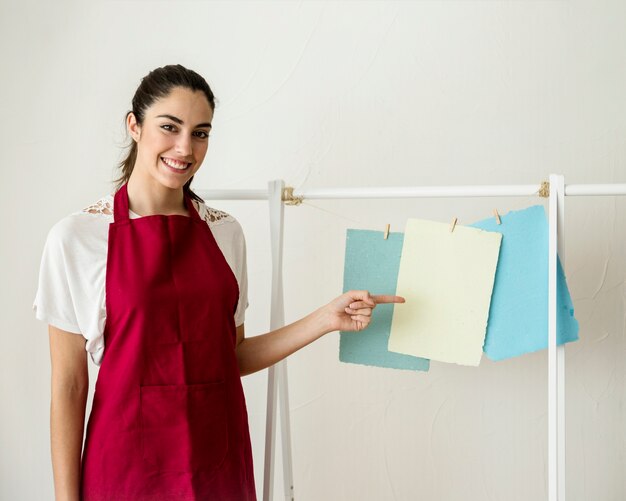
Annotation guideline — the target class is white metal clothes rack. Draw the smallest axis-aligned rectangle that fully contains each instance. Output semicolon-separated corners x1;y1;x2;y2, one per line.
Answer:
197;177;626;501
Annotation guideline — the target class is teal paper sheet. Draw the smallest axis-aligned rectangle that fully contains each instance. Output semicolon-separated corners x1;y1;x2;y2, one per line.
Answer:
470;205;579;361
339;229;430;372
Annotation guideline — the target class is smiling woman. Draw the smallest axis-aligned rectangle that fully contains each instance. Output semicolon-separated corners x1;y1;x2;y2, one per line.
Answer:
124;86;212;213
33;63;402;501
117;67;215;215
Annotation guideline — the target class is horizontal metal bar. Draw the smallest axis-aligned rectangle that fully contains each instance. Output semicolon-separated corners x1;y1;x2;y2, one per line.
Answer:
197;183;626;201
197;188;269;200
564;184;626;196
292;185;543;199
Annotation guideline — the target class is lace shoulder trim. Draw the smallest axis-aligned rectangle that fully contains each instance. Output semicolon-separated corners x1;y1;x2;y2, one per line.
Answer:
82;198;112;216
80;195;234;226
201;204;234;225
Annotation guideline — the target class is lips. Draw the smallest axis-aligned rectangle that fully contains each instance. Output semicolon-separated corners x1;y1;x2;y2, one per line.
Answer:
161;157;191;171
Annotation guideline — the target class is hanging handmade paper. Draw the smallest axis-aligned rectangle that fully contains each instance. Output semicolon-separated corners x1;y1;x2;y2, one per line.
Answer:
470;205;579;361
388;219;502;366
339;229;430;372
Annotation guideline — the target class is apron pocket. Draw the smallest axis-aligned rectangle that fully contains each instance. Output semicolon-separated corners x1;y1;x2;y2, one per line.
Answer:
140;381;229;475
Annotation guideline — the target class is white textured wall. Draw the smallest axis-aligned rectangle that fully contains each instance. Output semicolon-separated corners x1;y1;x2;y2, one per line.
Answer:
3;1;625;499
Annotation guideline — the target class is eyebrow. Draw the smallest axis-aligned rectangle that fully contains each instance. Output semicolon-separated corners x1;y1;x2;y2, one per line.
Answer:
156;114;212;129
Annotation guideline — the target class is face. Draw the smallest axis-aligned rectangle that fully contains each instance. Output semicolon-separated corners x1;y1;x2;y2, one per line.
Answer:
127;86;213;191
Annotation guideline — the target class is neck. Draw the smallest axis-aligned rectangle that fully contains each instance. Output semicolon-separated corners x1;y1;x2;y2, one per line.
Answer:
126;172;189;217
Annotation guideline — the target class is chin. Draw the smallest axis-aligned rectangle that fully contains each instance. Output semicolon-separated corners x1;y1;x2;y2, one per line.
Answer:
156;168;193;187
153;175;188;191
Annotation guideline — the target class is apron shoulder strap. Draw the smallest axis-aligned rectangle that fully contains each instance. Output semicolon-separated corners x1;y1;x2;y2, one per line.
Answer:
184;192;203;223
113;183;130;223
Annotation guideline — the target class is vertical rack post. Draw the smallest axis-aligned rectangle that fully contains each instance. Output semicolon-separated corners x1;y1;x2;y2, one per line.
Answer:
548;174;566;500
557;176;566;499
264;180;295;501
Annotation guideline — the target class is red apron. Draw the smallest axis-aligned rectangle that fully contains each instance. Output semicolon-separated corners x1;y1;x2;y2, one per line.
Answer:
81;183;256;500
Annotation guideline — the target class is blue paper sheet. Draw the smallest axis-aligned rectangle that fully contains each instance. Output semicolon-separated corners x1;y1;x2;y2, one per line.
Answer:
470;205;579;361
339;229;430;372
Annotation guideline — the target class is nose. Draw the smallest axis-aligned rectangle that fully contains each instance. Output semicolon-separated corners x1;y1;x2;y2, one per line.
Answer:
175;134;193;157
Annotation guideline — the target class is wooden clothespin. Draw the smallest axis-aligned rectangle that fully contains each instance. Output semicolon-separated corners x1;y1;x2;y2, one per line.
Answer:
383;224;390;240
493;209;501;225
450;217;458;232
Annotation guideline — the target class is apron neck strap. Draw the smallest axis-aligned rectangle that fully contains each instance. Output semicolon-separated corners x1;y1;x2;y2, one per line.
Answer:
113;183;130;223
113;183;203;223
184;192;203;222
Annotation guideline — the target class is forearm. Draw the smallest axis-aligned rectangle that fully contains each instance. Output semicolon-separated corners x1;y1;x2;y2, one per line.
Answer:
236;306;333;376
50;386;88;501
235;289;403;376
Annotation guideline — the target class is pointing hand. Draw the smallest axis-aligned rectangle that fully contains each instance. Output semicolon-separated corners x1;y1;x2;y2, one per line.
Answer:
324;290;406;333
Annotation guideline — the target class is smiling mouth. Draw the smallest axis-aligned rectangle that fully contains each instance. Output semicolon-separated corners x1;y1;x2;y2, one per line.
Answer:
161;157;192;170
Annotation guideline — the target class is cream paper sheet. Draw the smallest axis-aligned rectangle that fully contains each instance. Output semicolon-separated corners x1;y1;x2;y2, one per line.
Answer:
388;218;502;366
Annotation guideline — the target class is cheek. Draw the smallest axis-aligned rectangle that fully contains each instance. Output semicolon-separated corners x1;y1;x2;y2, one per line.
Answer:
194;143;209;157
141;135;168;155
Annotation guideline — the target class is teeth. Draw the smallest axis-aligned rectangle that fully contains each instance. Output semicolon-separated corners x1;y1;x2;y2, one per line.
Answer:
162;157;189;169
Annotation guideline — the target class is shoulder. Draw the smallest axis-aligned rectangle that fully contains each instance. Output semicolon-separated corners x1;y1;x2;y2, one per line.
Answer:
192;200;247;267
193;199;245;239
193;198;235;226
45;195;112;250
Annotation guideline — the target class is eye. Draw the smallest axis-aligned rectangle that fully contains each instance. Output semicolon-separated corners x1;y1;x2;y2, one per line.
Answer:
194;130;210;139
160;124;176;132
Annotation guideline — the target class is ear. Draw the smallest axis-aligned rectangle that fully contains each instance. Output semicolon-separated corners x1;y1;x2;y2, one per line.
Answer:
127;112;142;142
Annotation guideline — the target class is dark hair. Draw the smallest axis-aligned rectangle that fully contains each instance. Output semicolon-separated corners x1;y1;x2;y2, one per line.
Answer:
113;64;216;204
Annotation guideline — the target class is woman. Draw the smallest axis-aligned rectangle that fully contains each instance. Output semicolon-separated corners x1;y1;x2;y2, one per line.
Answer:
33;64;405;501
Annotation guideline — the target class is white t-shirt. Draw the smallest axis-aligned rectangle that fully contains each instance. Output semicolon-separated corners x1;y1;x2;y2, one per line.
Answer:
32;193;249;367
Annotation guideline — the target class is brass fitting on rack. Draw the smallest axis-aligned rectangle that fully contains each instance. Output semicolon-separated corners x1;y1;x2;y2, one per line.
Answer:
538;181;550;198
282;186;304;205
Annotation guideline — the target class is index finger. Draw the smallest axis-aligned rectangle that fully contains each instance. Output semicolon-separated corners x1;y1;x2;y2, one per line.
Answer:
370;295;406;304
